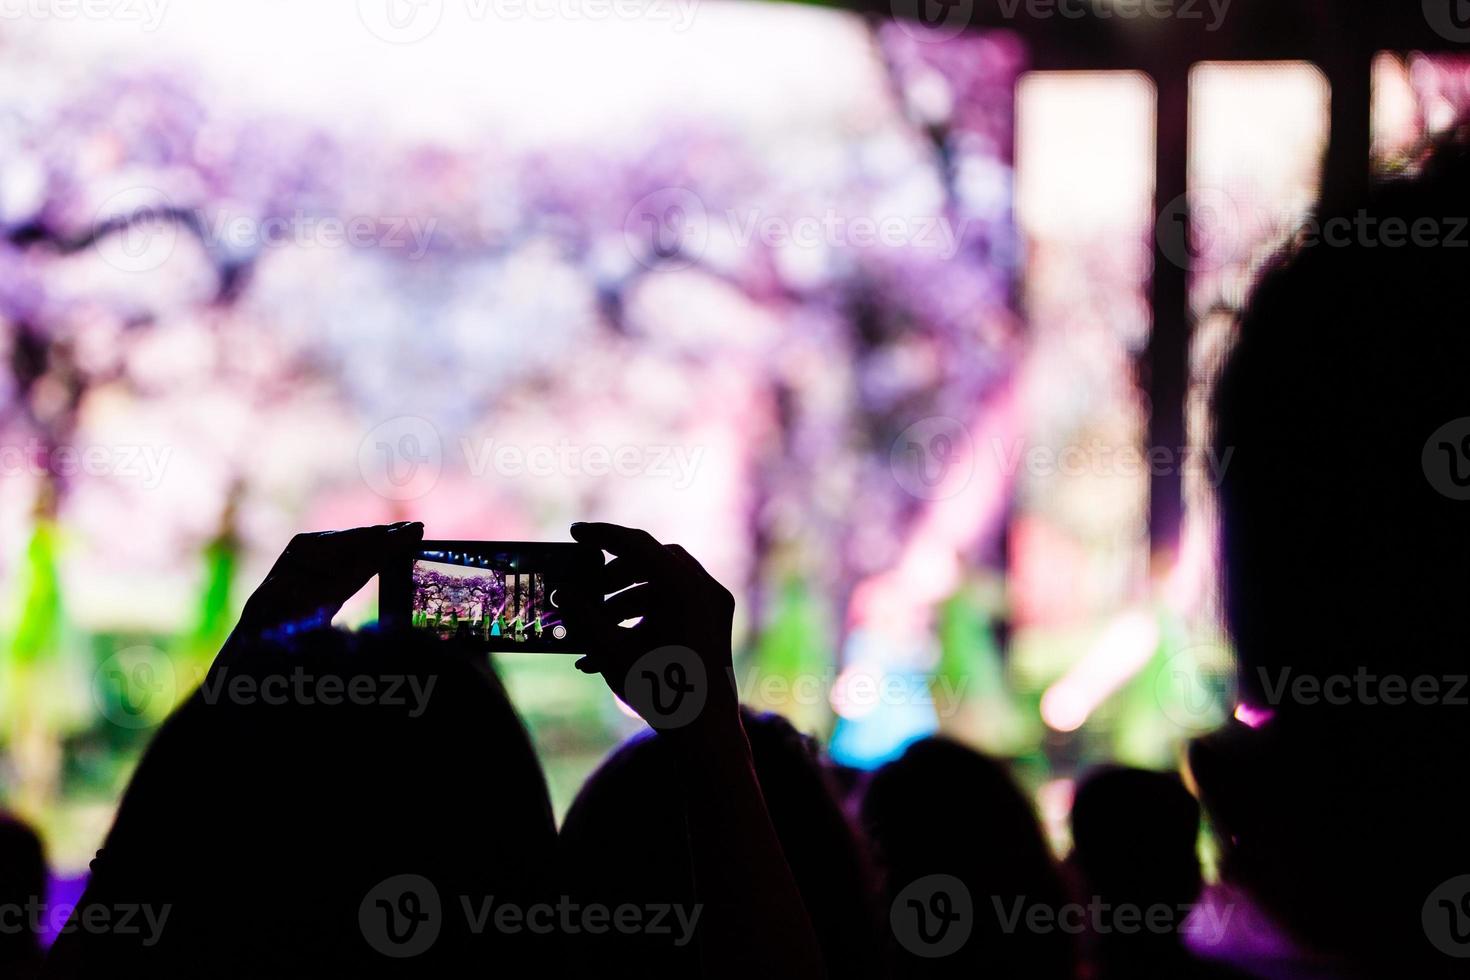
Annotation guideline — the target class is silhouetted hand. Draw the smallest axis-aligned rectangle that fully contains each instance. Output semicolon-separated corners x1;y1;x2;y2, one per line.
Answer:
221;522;423;667
565;522;826;978
567;522;738;733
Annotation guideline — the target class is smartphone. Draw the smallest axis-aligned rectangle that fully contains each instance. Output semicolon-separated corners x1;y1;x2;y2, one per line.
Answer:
381;540;600;653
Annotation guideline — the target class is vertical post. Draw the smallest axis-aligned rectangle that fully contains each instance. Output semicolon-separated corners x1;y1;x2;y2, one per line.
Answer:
1320;42;1373;212
1146;71;1192;576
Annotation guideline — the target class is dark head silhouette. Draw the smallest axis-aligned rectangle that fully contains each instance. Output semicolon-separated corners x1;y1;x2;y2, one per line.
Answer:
861;736;1076;978
1070;766;1247;979
0;812;47;979
1071;767;1201;915
1198;131;1470;974
556;708;883;979
44;627;555;978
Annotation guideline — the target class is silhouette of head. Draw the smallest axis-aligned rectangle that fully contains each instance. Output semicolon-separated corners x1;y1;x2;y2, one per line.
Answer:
557;709;884;979
1213;136;1470;726
1201;132;1470;973
55;628;555;977
0;812;46;972
860;737;1076;978
1071;767;1201;914
1069;771;1247;980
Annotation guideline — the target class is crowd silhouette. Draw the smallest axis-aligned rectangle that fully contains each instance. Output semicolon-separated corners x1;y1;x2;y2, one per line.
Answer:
4;134;1469;980
0;814;46;980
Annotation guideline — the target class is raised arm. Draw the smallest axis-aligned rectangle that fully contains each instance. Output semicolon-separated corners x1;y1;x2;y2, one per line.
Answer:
567;521;827;980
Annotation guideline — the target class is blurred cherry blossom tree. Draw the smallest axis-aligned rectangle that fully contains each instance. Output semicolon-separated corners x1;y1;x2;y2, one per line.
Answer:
0;18;1024;817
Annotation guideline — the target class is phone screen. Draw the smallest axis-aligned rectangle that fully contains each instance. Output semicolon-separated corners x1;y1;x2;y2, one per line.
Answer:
384;540;596;653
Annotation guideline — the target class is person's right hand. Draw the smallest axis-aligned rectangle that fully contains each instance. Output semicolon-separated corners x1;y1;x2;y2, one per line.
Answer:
567;522;738;733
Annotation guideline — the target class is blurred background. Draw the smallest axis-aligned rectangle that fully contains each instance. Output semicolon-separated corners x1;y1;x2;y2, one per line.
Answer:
1;0;1466;885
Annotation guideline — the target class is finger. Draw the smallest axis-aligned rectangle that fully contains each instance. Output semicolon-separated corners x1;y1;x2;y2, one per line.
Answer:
282;522;422;573
241;523;422;632
601;583;651;624
570;522;670;566
663;543;709;579
661;543;726;597
559;578;614;647
285;523;421;601
596;555;653;593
